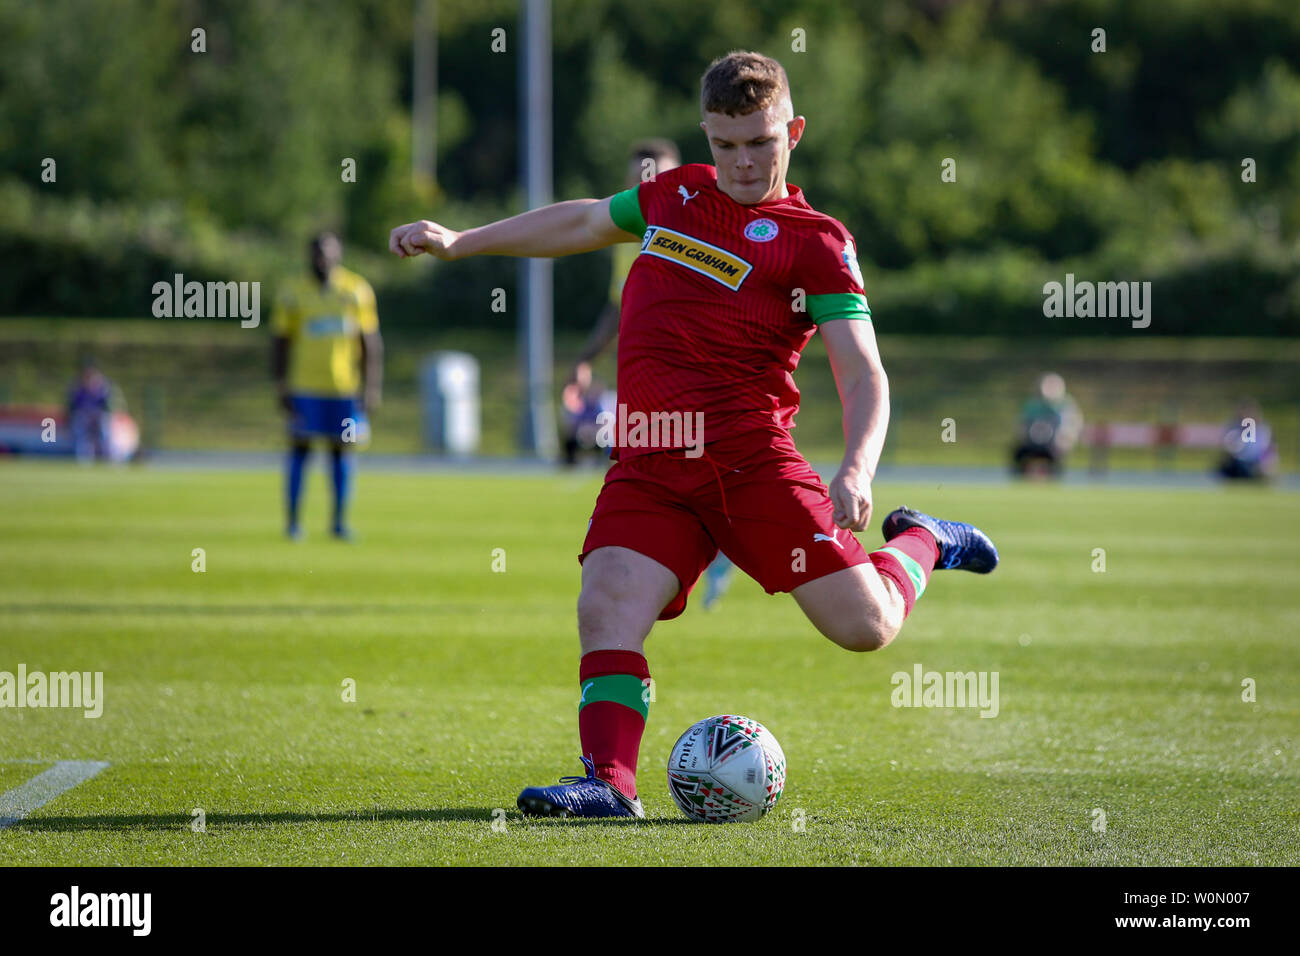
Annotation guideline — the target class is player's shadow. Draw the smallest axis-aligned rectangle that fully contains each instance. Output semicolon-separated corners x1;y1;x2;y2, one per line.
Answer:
10;808;697;831
8;808;504;831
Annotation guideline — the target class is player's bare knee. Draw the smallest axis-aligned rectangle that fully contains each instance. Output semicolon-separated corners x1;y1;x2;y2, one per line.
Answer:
795;568;901;652
837;621;887;653
848;582;905;652
825;608;899;653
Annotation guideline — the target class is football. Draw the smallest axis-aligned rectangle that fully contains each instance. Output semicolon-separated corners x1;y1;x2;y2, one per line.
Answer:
666;714;786;823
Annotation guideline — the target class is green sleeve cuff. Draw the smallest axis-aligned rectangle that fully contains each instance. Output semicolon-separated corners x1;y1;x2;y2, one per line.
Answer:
807;292;872;324
609;185;648;237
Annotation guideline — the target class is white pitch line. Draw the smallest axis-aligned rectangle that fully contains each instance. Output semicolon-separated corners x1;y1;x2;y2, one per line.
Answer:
0;760;110;829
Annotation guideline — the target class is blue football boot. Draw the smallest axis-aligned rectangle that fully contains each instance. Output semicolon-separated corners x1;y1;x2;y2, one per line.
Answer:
517;755;645;819
881;506;999;573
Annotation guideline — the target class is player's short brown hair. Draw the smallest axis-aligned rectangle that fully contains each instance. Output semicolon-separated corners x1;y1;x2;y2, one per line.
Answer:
629;138;680;167
700;51;792;118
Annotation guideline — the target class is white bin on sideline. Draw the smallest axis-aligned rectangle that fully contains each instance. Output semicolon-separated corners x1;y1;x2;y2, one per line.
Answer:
420;351;480;455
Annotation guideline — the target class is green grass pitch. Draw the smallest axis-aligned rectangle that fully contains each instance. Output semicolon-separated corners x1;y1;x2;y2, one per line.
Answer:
1;460;1297;865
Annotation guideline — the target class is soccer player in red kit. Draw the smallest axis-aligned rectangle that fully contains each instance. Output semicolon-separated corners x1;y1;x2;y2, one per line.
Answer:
390;51;998;818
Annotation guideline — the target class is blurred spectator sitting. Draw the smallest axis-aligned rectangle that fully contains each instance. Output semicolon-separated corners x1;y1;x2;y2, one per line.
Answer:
1012;372;1082;477
1217;399;1278;480
561;361;616;467
67;357;115;462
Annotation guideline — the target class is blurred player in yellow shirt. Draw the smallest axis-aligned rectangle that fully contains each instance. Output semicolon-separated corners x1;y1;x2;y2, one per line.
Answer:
271;233;383;539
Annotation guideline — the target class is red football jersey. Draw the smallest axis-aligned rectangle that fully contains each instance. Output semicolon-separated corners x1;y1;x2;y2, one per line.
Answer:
606;163;870;457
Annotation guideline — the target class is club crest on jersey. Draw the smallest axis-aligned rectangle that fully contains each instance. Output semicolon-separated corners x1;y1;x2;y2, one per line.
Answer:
744;218;779;242
639;226;753;291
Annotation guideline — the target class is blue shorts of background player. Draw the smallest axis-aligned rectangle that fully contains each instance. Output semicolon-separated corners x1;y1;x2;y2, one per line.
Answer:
285;394;369;540
288;395;370;444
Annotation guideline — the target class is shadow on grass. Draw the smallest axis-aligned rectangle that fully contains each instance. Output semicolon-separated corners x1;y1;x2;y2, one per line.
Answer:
8;808;694;831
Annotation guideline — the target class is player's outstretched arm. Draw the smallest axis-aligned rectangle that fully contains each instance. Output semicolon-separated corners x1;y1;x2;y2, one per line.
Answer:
389;197;635;261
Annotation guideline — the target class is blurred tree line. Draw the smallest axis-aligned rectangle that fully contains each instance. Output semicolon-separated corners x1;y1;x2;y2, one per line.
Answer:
1;0;1298;335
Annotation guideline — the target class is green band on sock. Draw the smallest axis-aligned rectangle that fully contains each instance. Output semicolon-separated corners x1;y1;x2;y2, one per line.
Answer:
578;674;650;719
876;546;928;598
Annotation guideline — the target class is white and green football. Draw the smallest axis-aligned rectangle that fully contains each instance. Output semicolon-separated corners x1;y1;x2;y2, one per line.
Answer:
666;714;786;823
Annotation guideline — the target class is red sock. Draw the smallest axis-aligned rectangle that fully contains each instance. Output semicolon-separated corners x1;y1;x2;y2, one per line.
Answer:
577;649;651;799
869;527;939;617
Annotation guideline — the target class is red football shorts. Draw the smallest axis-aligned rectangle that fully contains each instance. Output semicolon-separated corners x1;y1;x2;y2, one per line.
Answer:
579;426;871;619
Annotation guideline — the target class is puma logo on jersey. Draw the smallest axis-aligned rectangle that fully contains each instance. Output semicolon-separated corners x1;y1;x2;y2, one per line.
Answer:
678;185;698;205
813;531;844;548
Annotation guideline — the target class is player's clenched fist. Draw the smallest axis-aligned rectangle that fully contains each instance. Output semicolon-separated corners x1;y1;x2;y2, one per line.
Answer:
828;467;873;532
389;220;461;259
